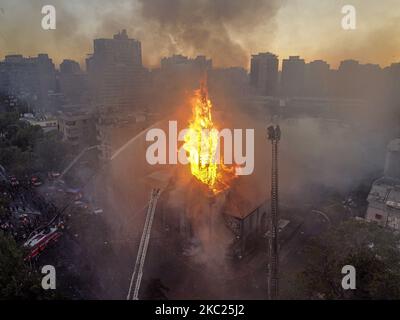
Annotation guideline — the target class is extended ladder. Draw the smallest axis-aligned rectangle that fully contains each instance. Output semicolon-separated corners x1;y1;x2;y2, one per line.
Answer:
127;188;162;300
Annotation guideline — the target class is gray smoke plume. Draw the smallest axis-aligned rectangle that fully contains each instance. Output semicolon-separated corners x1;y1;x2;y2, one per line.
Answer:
0;0;283;68
137;0;283;67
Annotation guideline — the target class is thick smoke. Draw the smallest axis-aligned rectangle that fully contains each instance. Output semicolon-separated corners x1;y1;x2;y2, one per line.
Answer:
1;1;399;68
137;0;282;67
0;0;282;67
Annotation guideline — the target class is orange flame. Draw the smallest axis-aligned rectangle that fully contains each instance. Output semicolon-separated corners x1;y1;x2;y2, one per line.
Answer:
183;83;236;194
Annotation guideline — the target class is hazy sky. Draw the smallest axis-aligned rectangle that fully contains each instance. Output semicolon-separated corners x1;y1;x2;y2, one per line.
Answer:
0;0;399;69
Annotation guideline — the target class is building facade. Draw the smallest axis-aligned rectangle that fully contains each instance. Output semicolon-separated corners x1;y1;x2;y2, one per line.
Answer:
366;139;400;230
281;56;306;97
0;54;57;110
250;52;279;96
86;30;148;111
57;110;96;146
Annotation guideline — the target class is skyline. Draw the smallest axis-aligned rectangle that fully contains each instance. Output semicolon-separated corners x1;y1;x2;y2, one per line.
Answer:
0;0;399;69
2;37;399;73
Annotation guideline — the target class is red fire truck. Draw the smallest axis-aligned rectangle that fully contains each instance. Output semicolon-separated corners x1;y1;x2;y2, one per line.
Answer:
23;227;62;261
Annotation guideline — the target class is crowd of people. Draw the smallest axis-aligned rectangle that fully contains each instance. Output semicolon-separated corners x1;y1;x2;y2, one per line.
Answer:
0;176;60;244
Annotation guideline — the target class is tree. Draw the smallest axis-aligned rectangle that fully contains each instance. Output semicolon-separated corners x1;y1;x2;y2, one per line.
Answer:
297;219;400;299
0;231;57;300
33;131;71;172
0;194;10;218
0;106;70;177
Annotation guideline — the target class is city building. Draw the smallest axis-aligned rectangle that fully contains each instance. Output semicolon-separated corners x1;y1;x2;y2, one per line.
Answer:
0;54;57;110
57;109;96;146
385;62;400;102
19;113;58;133
96;108;157;161
149;54;212;113
86;29;149;111
281;56;306;97
223;189;268;258
366;139;400;230
384;139;400;180
160;54;212;71
159;54;212;89
60;59;81;74
250;52;279;96
336;59;363;98
304;60;330;97
208;67;250;106
59;59;88;104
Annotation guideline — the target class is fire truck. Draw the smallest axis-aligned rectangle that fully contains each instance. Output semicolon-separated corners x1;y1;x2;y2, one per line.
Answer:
23;227;62;261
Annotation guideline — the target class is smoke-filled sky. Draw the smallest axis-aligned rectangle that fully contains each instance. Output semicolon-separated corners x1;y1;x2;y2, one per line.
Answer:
0;0;399;69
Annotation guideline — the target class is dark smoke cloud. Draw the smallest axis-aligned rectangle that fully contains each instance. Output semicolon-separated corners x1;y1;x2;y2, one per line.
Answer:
0;1;398;69
0;0;283;68
137;0;282;67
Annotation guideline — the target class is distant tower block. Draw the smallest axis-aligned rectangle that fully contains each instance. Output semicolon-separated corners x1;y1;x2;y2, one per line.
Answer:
385;139;400;180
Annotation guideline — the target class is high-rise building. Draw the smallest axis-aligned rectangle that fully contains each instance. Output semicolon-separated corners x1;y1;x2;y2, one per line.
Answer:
160;54;212;87
281;56;305;97
89;29;142;67
60;59;81;74
336;59;362;98
59;59;88;104
208;67;250;108
304;60;330;97
250;52;279;96
86;30;148;111
150;54;212;113
360;63;385;100
335;60;386;99
0;54;57;110
160;54;212;71
387;63;400;102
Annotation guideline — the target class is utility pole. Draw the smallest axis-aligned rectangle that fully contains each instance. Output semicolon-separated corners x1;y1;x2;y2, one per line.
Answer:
267;125;281;300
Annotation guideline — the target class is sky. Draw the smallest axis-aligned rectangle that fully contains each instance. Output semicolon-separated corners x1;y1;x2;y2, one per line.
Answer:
0;0;399;69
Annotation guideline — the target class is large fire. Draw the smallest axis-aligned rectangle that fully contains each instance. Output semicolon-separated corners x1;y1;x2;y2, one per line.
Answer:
183;83;236;194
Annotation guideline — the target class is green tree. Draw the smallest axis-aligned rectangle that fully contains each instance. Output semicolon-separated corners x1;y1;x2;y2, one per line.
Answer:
33;131;70;172
297;219;400;299
0;231;49;299
0;106;70;177
0;194;10;218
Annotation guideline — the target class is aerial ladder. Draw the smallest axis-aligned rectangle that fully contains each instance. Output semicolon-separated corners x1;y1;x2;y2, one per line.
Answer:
267;125;281;300
127;188;162;300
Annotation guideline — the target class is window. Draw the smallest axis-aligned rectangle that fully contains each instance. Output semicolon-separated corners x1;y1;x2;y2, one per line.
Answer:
375;214;383;220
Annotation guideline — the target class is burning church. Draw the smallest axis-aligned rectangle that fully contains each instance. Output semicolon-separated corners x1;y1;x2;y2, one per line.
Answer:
99;81;269;261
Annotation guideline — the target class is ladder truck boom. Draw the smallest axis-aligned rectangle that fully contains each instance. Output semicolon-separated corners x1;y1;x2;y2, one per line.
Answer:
127;188;162;300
